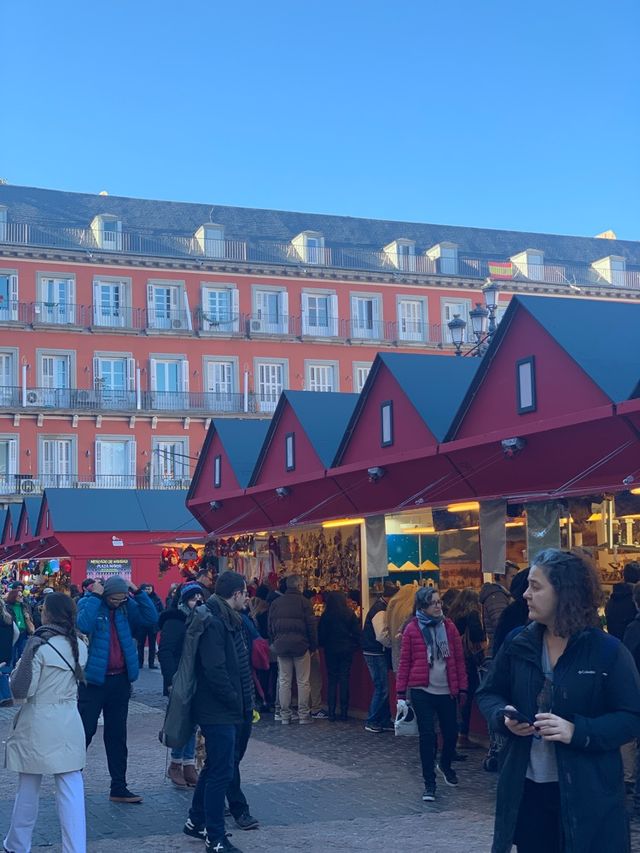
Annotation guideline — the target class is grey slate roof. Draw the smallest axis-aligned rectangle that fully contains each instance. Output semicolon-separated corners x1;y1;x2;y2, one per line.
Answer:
333;353;480;464
1;184;639;264
446;294;640;440
211;419;271;489
42;489;198;533
251;391;359;483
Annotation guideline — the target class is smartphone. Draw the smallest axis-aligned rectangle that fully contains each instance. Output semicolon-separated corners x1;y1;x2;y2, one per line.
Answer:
500;707;534;726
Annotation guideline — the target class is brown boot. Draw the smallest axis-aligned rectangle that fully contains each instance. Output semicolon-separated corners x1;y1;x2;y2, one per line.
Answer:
182;764;199;787
167;761;187;787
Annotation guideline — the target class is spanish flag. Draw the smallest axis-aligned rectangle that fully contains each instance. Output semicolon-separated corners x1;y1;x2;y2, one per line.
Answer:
487;261;514;280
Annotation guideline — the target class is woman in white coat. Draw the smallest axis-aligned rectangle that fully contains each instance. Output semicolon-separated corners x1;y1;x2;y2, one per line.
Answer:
4;592;88;853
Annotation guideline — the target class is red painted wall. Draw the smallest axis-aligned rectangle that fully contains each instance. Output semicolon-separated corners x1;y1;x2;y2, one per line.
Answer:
339;363;437;466
455;308;611;440
252;404;324;487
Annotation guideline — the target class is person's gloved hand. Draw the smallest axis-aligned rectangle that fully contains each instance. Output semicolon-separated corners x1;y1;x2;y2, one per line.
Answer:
396;699;409;717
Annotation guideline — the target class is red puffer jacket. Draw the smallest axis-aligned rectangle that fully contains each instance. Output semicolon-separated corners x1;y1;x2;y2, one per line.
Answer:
396;617;467;698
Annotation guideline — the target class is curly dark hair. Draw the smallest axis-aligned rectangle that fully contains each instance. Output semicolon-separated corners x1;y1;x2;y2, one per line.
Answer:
531;548;603;637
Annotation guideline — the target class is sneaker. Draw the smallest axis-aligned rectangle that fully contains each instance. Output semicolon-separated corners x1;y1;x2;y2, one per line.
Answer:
380;722;395;732
364;723;383;733
109;788;143;803
183;818;206;840
311;710;328;719
273;712;282;721
422;784;436;802
281;718;291;725
298;716;312;724
234;811;259;830
206;835;242;852
437;765;459;787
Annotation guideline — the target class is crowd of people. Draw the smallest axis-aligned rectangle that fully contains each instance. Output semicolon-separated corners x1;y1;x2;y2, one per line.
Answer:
2;552;640;852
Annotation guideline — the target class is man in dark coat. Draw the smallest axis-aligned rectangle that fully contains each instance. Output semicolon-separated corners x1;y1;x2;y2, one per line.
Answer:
183;571;255;853
268;574;317;725
606;561;640;640
137;583;164;668
477;621;640;853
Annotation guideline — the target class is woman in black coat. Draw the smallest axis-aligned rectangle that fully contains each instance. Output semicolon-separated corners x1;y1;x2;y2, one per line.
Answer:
318;591;361;721
477;548;640;853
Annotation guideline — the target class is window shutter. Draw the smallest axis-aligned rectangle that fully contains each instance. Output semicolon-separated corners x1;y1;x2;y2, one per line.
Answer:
93;357;101;388
170;287;179;310
147;284;154;310
9;274;18;305
181;360;190;392
9;438;17;476
126;358;136;391
301;293;309;334
183;289;193;331
372;298;381;337
149;359;157;391
330;294;338;336
92;281;100;324
95;440;102;477
231;288;240;331
280;291;289;333
128;440;137;478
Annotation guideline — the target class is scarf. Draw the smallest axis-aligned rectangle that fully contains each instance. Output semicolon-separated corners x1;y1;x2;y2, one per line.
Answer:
212;594;242;628
10;624;68;700
416;610;450;663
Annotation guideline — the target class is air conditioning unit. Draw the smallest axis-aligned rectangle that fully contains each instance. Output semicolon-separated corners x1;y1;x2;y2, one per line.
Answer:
250;320;262;332
19;478;38;495
33;305;41;314
76;390;95;407
24;390;42;406
171;318;184;329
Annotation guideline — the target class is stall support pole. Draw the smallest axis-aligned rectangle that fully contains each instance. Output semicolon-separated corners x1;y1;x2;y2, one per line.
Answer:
359;521;369;623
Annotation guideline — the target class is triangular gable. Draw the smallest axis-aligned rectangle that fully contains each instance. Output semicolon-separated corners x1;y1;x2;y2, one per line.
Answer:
2;504;21;545
251;391;358;486
448;295;619;442
517;296;640;403
334;353;478;467
16;497;42;542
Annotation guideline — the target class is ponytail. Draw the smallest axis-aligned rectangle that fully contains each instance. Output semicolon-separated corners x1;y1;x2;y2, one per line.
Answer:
41;592;86;684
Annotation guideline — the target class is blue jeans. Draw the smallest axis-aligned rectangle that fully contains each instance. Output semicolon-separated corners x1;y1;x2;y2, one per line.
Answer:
0;663;11;703
188;723;236;842
364;654;391;726
11;633;28;668
171;729;196;763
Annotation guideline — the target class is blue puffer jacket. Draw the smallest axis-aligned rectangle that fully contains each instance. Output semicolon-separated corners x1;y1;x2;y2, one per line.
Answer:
77;591;158;686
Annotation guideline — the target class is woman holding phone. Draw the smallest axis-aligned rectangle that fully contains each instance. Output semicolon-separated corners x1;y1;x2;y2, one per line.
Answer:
477;549;640;853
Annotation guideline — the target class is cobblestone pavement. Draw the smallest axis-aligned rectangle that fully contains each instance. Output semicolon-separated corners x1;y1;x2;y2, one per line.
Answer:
1;667;639;851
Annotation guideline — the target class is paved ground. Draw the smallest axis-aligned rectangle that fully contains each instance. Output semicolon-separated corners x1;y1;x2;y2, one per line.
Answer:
1;667;639;851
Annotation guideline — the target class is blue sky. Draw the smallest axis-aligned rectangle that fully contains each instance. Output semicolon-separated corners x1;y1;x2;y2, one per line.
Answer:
3;1;639;239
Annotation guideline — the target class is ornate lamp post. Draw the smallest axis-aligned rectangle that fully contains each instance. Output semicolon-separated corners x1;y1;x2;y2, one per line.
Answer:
446;278;501;357
447;314;467;356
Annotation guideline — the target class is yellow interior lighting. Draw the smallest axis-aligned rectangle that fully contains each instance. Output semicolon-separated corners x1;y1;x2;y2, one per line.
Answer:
402;527;436;534
631;488;640;495
446;501;480;513
321;518;365;529
505;521;525;527
588;513;603;522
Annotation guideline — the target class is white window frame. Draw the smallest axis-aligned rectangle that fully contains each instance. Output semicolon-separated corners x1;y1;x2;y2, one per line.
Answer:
36;349;75;407
91;215;123;251
397;296;427;342
0;434;18;494
285;433;295;472
152;436;189;487
251;286;289;335
92;276;130;328
39;435;76;488
0;270;19;321
204;356;238;413
0;348;18;405
149;355;189;410
37;272;76;324
146;280;189;331
254;358;288;413
352;361;372;393
95;436;137;488
381;401;393;447
305;360;338;393
200;283;239;333
441;298;474;343
93;353;136;409
350;293;382;340
214;454;222;489
301;290;338;337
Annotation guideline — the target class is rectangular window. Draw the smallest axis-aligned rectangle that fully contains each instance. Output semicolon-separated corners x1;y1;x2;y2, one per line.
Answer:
353;363;371;393
397;243;416;272
147;283;188;330
381;401;393;447
94;356;135;409
214;454;222;488
351;295;381;339
150;358;189;410
41;438;74;487
39;276;75;324
93;279;128;328
95;439;136;488
39;353;72;407
253;289;288;334
202;288;235;332
256;361;284;413
302;292;338;336
307;364;335;393
0;436;18;494
398;299;425;341
285;433;295;472
0;273;18;321
442;300;472;343
206;360;236;412
152;439;188;487
0;352;15;405
516;357;536;414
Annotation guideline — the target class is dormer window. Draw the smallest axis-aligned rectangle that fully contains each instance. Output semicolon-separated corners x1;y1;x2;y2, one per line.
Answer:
0;206;7;241
384;239;416;272
511;249;544;281
285;433;295;471
195;224;225;259
426;242;458;275
292;231;326;264
91;215;122;251
592;255;626;287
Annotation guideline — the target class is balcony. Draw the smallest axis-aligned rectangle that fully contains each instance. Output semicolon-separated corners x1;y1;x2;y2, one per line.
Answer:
5;473;193;496
2;219;638;290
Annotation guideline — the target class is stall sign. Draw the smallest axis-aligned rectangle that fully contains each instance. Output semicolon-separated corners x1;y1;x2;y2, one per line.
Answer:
86;559;132;583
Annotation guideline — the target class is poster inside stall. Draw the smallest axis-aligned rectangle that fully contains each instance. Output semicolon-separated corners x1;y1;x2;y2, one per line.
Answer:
86;559;132;584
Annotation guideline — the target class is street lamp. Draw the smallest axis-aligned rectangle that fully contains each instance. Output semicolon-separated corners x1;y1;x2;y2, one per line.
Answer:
447;313;467;356
469;302;489;345
482;277;501;337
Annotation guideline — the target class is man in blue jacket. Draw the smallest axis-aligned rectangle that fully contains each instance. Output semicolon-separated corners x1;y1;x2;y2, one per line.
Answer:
77;575;157;803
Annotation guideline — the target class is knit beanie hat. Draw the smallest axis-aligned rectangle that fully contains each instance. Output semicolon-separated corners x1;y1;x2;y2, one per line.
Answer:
103;576;129;596
180;582;202;604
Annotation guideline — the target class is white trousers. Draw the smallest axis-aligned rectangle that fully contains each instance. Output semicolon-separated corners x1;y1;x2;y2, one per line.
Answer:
4;770;86;853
